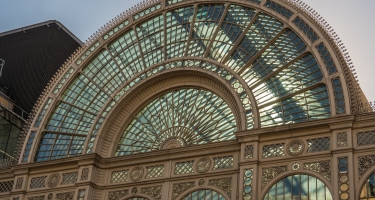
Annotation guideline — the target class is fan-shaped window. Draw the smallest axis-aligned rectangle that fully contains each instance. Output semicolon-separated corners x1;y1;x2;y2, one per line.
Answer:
182;189;226;200
360;172;375;199
264;174;333;200
116;88;236;156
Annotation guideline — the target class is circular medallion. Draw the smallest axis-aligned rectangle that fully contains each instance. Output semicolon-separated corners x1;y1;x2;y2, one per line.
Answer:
287;139;304;156
292;163;300;171
196;157;211;173
132;187;138;194
130;167;144;182
198;179;206;187
47;173;60;188
48;193;53;199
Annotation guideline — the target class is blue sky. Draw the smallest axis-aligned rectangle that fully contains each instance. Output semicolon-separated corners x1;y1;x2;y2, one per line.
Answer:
1;0;374;102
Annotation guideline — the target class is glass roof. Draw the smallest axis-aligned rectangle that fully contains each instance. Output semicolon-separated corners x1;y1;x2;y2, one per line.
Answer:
32;2;335;161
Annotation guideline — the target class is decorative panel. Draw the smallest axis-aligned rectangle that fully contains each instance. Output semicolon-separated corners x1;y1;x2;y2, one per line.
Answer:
111;170;129;183
172;181;195;200
337;132;348;147
56;192;74;200
208;177;232;196
244;145;254;159
30;176;46;189
15;177;23;189
0;180;13;193
265;1;294;19
61;172;78;185
213;156;234;170
358;155;375;178
316;43;337;75
261;166;287;188
262;143;285;158
175;161;194;174
332;77;346;114
141;185;162;200
81;168;89;181
243;169;253;200
303;161;331;181
108;190;128;200
307;137;330;152
338;157;349;200
357;130;375;146
293;16;319;43
145;165;164;179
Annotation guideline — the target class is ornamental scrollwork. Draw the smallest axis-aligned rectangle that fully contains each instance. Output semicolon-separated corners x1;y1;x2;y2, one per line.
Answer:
56;191;74;200
303;161;331;182
208;177;232;197
27;196;45;200
261;166;288;189
358;155;375;178
108;189;129;200
141;185;162;200
172;181;195;200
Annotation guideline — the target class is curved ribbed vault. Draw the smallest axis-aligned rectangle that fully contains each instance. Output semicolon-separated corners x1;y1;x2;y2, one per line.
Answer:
20;0;368;163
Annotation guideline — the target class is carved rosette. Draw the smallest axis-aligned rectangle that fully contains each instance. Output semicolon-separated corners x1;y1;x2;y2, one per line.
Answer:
47;173;60;188
286;139;304;156
130;166;144;182
196;157;211;173
198;179;206;187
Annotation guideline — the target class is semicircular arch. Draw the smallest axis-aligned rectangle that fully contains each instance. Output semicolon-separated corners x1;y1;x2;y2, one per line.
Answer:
19;0;369;163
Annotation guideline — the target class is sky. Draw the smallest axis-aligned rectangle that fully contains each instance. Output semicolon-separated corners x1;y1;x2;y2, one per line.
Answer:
0;0;374;102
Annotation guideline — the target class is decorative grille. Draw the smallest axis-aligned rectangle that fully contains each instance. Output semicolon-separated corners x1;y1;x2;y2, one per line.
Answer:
307;137;330;152
213;156;234;170
261;166;287;189
61;172;78;185
56;191;74;200
15;177;23;189
358;155;375;178
30;176;46;189
244;145;253;159
338;157;349;200
175;161;194;174
208;177;232;196
357;130;375;146
243;169;253;200
332;77;346;114
141;185;162;200
172;182;195;200
0;180;13;193
262;143;285;158
316;43;338;75
81;168;89;181
77;189;86;200
145;165;164;178
337;132;348;147
265;0;294;19
111;170;129;183
133;4;162;20
293;16;319;43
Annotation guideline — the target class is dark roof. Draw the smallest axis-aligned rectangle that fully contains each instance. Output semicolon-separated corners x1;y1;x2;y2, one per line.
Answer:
0;20;82;116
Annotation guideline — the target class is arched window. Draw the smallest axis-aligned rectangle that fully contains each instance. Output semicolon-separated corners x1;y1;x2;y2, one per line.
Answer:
264;174;333;200
360;172;375;199
182;189;226;200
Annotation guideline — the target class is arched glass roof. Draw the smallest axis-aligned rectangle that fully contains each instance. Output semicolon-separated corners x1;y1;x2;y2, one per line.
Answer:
23;0;357;162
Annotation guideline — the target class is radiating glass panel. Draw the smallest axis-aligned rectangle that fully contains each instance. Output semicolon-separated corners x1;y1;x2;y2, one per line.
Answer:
35;133;85;162
116;88;236;156
187;4;225;57
166;6;195;59
210;5;256;61
137;15;165;67
259;85;330;127
226;13;284;71
264;174;332;200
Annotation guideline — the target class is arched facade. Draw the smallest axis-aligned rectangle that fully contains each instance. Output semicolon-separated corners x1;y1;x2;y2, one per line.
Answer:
1;0;374;200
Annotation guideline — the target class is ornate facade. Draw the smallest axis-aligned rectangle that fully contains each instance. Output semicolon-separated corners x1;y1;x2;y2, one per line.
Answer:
0;0;374;199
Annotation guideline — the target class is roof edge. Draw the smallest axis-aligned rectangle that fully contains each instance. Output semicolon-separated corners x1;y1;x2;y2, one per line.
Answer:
0;20;83;45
